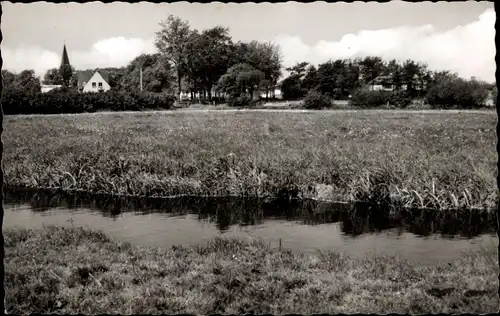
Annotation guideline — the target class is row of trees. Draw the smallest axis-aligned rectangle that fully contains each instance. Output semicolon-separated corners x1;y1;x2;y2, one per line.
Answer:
2;14;494;109
153;15;283;102
281;57;481;99
29;15;282;103
280;57;495;108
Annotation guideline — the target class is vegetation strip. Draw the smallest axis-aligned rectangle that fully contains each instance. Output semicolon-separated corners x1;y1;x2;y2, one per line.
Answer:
3;110;497;211
4;226;498;314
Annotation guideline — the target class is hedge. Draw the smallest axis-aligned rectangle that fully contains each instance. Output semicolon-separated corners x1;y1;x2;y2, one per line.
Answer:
350;89;412;108
1;89;176;115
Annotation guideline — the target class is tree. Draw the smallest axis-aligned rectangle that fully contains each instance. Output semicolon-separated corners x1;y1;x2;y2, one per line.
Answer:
281;62;310;100
302;65;319;92
383;59;403;91
281;74;304;100
401;59;429;96
216;63;265;101
2;70;16;89
155;15;192;102
43;68;63;85
230;41;282;99
59;64;73;88
12;70;41;93
286;62;309;77
358;56;385;86
316;60;348;98
426;74;489;108
119;54;175;93
185;26;234;101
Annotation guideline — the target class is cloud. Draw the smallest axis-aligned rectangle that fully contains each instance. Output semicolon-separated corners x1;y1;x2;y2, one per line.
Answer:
2;37;156;77
274;9;496;82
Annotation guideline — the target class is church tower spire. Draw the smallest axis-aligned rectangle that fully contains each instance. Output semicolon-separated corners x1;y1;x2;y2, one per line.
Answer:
60;44;71;69
59;43;73;88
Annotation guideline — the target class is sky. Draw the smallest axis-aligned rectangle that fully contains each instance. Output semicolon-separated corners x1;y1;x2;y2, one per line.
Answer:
1;1;496;83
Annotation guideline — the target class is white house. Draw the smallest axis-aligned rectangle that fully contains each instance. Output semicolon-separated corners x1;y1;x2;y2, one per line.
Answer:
41;84;62;93
77;70;111;93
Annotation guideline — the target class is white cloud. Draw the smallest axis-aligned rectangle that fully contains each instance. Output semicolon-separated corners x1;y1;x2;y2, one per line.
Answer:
2;37;156;77
274;9;496;83
71;37;156;70
2;45;61;77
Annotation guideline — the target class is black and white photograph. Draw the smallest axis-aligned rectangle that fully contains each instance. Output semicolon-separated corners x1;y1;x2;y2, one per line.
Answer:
0;1;498;314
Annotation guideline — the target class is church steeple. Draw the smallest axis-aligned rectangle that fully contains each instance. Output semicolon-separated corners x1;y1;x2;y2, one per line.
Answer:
59;43;73;88
60;44;71;69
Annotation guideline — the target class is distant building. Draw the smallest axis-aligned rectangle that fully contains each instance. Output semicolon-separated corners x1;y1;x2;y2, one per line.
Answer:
260;80;283;99
41;84;63;93
77;70;111;93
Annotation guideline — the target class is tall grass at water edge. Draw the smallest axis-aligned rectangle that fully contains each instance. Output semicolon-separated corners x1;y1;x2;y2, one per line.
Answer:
2;110;497;211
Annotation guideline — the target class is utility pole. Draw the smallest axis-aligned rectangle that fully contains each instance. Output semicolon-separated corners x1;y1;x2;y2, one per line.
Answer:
140;67;143;91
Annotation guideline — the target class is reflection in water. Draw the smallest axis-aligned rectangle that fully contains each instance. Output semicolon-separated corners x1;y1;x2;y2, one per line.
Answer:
6;187;496;238
3;188;497;265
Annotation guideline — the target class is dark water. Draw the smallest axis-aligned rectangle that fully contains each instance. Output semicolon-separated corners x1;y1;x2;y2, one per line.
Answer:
3;188;497;265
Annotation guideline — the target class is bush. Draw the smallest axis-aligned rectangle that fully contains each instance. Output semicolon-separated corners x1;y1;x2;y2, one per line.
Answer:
390;91;413;108
426;77;490;109
303;90;332;109
350;89;413;108
1;89;176;115
227;94;252;107
350;89;391;108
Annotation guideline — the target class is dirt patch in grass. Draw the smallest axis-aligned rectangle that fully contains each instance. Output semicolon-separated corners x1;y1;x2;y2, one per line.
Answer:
4;226;498;314
2;110;497;210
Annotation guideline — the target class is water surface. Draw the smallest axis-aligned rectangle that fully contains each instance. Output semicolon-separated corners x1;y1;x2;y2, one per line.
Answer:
4;188;497;265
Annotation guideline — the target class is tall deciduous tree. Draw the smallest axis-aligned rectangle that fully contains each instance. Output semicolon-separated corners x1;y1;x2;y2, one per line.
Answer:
216;63;265;100
155;15;192;102
43;68;63;85
14;70;41;93
1;70;16;88
185;26;233;101
119;54;175;93
231;41;282;98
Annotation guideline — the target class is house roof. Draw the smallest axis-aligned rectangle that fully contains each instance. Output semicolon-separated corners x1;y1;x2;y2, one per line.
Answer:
77;69;110;88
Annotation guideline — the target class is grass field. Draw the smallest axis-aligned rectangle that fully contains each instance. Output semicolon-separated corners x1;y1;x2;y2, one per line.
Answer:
3;109;497;210
4;226;498;314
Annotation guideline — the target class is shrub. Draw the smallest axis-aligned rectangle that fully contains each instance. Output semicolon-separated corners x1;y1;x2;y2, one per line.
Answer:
227;94;252;107
426;77;490;109
303;90;332;109
350;89;413;108
350;89;391;108
1;90;176;115
390;90;413;108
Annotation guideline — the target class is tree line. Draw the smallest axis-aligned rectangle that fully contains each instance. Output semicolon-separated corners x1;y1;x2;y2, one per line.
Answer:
280;57;495;108
2;14;495;109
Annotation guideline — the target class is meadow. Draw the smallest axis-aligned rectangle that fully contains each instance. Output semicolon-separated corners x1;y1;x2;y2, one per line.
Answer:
3;109;497;211
4;226;498;314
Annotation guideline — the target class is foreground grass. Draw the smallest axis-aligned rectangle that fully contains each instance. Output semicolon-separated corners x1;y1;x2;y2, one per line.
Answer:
4;226;498;314
3;110;497;210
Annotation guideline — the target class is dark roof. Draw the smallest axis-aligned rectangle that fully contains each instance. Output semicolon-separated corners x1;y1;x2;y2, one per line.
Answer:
77;69;110;88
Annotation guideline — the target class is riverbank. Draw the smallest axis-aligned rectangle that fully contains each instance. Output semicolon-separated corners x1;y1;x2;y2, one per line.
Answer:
3;110;497;211
4;226;498;314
